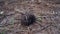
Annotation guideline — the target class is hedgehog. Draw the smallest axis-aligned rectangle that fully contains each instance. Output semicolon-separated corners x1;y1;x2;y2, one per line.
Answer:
20;11;36;26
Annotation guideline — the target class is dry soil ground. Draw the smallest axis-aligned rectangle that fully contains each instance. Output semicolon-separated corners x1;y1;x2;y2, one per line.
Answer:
0;0;60;34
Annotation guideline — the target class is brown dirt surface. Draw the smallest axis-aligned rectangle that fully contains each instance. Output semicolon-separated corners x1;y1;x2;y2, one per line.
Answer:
0;0;60;34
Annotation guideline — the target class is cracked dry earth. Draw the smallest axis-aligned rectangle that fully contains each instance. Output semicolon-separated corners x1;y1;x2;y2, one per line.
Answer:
0;0;60;34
